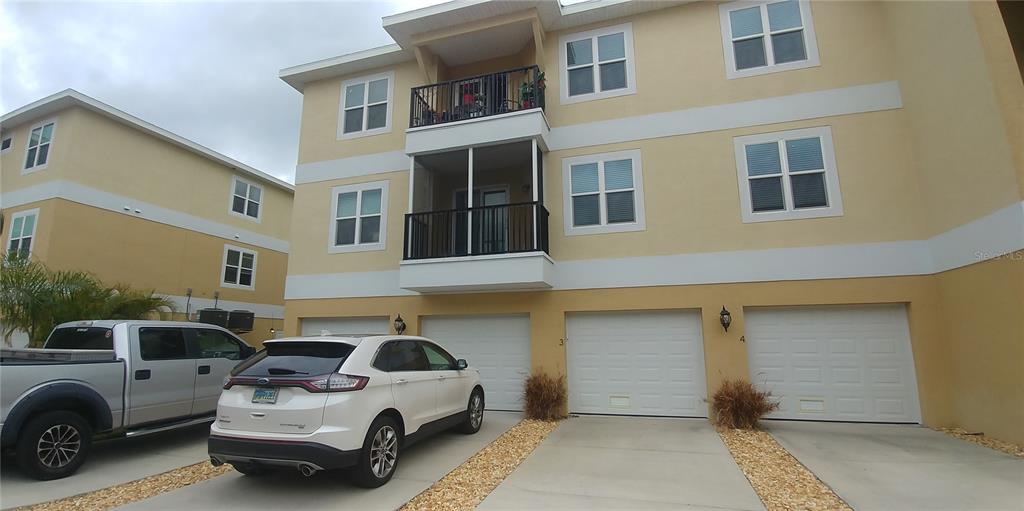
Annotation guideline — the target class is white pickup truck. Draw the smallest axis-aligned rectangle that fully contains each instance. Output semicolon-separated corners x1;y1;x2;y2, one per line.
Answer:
0;320;257;480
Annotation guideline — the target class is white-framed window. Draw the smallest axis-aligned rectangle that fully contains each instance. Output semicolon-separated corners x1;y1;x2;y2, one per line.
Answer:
329;180;389;253
337;71;394;140
7;209;40;258
559;23;637;105
562;149;646;236
1;134;12;154
230;176;262;221
733;126;843;223
23;119;57;172
221;245;257;289
719;0;820;79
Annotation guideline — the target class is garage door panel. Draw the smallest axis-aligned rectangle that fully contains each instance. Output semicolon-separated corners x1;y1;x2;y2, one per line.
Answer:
568;310;707;418
300;316;390;336
422;314;530;412
746;305;920;423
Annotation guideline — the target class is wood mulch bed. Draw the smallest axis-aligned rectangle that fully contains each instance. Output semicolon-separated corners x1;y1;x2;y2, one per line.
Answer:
935;427;1024;458
718;428;852;511
400;419;561;511
13;461;230;511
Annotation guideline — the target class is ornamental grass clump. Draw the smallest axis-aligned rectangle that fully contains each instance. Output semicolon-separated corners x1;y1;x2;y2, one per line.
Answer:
711;379;779;430
523;372;567;421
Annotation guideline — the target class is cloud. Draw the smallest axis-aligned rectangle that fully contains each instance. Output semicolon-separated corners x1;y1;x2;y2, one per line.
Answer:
0;0;447;183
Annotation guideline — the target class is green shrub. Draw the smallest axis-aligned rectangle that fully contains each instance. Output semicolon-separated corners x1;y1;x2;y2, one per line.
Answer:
523;372;567;421
710;379;779;430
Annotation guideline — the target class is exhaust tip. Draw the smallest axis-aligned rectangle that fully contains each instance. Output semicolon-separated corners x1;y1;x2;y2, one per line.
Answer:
210;457;224;467
298;463;317;477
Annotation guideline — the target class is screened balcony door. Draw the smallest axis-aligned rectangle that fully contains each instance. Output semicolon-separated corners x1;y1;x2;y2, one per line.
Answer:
455;188;508;255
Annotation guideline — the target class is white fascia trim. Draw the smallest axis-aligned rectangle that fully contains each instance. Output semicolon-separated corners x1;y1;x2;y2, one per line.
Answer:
294;151;409;185
548;81;903;150
404;108;550;155
282;200;1024;299
1;180;290;253
929;201;1024;273
295;81;903;185
285;270;416;300
0;89;293;192
162;294;284;320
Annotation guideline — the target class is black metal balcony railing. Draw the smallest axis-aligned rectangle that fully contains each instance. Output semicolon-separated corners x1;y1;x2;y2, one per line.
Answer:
409;66;545;128
404;201;549;260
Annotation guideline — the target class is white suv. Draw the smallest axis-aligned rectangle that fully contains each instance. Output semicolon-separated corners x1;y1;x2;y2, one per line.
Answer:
208;335;484;487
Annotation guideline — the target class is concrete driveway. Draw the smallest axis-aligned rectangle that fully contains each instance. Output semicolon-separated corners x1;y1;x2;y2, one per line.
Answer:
769;421;1024;510
117;411;521;511
1;423;210;509
479;416;763;510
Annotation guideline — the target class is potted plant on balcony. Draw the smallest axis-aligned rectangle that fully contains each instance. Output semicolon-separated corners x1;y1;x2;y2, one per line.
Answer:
519;71;546;109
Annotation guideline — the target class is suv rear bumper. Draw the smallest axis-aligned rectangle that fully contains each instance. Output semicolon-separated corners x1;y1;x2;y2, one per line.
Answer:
208;435;360;470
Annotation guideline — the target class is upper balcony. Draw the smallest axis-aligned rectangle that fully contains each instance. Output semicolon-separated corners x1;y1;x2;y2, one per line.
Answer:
409;65;545;129
405;66;549;155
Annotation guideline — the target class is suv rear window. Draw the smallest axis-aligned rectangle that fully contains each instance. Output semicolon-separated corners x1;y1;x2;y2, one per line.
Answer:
44;327;114;350
233;342;355;377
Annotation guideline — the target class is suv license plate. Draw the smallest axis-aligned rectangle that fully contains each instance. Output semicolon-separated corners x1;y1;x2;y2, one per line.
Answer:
252;387;279;404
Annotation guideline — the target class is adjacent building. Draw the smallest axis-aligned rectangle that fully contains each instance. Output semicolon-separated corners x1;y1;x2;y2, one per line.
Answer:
1;90;293;346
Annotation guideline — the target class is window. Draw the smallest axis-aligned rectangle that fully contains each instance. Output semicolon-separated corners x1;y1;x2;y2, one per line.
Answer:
7;209;39;257
421;342;456;371
222;245;257;289
329;180;388;253
559;23;636;104
24;120;56;171
1;135;12;153
195;329;243;360
236;342;354;376
45;327;113;350
562;150;646;236
719;0;820;79
230;177;262;220
338;71;394;139
377;340;429;372
139;328;188;360
733;126;843;223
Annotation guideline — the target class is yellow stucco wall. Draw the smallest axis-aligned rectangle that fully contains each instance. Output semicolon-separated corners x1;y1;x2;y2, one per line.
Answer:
2;198;287;310
935;252;1024;444
284;275;954;428
2;106;293;241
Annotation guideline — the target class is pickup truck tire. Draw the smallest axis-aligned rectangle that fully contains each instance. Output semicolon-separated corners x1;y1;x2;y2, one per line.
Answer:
16;411;93;480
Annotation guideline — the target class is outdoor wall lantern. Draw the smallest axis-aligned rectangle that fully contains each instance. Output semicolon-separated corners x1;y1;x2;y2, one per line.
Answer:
719;306;732;332
394;315;407;335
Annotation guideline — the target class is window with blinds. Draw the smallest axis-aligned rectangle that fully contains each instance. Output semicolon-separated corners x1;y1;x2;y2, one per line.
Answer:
719;0;820;79
733;126;843;223
562;149;646;236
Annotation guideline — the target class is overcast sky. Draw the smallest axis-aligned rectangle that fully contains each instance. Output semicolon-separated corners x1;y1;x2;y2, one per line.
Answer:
0;0;449;183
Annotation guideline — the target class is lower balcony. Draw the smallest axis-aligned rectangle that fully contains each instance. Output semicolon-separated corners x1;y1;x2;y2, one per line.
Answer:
399;201;553;293
399;142;553;293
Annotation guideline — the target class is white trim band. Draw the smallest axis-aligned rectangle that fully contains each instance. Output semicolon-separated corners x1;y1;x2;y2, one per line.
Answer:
283;200;1024;299
291;81;904;185
547;81;903;150
1;180;290;253
294;151;409;185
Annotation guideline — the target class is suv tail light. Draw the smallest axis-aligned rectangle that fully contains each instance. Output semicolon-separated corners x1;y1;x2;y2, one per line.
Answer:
224;373;369;392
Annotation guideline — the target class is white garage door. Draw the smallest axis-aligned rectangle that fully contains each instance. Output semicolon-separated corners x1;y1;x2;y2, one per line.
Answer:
567;310;707;417
421;314;531;411
746;305;921;423
300;316;390;336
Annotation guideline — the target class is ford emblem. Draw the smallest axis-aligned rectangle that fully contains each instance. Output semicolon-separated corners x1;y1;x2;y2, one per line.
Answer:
257;377;270;385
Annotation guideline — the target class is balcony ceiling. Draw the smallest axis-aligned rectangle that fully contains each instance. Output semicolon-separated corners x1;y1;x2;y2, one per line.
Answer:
417;140;533;172
425;20;534;67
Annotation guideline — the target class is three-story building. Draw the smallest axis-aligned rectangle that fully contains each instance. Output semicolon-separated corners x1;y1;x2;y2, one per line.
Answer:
1;90;293;346
280;1;1023;443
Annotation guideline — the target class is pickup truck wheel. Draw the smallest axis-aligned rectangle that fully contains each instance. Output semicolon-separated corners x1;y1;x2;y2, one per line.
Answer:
16;411;93;480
